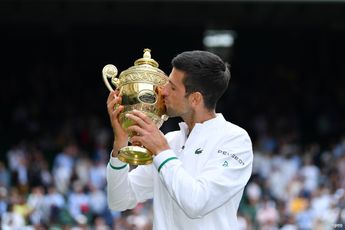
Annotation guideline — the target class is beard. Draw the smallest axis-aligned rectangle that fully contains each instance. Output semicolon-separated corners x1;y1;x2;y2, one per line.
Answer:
165;106;180;118
165;107;177;118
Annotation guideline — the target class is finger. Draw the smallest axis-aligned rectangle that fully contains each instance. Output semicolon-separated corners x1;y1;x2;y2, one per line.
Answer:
127;125;143;136
107;95;122;112
125;112;148;128
131;140;142;146
107;89;121;102
107;91;115;104
112;105;124;119
107;96;116;109
130;133;143;146
107;99;117;114
130;110;152;125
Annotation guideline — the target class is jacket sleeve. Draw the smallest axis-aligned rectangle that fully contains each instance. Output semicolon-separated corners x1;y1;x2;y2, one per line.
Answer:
153;132;253;218
107;156;154;211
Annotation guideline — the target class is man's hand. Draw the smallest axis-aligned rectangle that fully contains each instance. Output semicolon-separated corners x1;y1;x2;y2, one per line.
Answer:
126;110;170;156
107;90;128;157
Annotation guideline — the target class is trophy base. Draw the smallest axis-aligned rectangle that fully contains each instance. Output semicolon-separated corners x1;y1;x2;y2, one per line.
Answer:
118;146;153;165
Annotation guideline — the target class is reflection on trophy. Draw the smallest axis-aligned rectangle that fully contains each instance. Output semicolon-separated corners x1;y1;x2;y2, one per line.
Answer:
102;49;169;165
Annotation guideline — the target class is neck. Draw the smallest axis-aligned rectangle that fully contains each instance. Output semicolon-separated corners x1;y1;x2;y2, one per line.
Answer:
182;109;216;133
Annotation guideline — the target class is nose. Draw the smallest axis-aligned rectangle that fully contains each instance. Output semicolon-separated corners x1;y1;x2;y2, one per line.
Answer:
161;83;168;96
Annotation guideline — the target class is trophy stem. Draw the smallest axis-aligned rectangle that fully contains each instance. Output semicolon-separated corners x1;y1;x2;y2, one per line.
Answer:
118;146;153;165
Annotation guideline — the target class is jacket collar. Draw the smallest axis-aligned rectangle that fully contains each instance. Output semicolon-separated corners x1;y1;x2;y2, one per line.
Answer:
178;113;225;138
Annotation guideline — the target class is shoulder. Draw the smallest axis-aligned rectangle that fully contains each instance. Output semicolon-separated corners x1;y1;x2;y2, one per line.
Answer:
220;120;251;142
215;121;253;167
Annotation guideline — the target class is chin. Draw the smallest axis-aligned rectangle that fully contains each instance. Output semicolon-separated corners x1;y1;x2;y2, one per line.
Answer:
166;109;177;118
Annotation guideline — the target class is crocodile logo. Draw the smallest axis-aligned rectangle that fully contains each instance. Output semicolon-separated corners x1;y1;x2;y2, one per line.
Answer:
195;148;203;154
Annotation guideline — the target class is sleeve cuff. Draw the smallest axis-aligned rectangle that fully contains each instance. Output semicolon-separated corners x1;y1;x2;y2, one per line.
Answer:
153;149;178;172
109;154;128;170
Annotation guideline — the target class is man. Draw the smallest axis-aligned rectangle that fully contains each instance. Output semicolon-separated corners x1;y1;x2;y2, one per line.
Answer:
106;50;253;229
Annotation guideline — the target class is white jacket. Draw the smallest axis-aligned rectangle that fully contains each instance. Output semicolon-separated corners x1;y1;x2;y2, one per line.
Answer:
107;114;253;230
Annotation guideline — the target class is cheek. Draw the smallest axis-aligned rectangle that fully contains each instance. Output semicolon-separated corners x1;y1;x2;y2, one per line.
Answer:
178;97;188;107
168;91;177;99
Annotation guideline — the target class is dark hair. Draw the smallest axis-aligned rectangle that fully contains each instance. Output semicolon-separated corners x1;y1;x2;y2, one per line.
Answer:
171;50;231;110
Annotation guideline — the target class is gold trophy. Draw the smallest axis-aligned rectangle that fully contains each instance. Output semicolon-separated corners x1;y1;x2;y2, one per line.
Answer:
102;49;168;165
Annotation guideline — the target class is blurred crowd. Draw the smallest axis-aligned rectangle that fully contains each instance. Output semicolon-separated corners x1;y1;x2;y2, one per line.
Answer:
239;134;345;230
0;128;155;230
1;111;345;229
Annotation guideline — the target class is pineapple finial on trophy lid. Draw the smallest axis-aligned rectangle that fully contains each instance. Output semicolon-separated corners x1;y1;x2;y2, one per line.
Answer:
143;48;151;58
134;48;159;68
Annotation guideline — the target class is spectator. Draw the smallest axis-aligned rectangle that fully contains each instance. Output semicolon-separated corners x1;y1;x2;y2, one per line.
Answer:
88;185;107;217
52;142;79;194
67;181;90;224
44;185;66;224
1;203;26;230
0;187;8;219
256;198;280;230
300;155;320;193
26;185;47;225
89;159;106;190
0;162;10;189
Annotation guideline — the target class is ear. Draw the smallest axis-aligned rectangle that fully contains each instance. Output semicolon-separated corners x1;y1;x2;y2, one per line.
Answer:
189;92;203;107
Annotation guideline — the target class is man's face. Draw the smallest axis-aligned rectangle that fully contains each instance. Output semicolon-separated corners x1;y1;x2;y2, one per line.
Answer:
162;67;191;118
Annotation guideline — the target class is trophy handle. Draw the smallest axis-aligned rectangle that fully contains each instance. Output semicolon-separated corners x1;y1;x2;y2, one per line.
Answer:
102;64;120;91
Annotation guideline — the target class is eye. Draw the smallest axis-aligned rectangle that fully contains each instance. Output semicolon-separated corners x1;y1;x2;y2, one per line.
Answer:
168;83;175;91
167;81;176;91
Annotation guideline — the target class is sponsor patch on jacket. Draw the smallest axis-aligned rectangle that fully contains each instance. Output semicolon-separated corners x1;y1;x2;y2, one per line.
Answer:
218;150;245;166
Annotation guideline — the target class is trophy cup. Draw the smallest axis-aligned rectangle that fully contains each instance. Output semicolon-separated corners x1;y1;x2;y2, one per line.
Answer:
102;49;168;165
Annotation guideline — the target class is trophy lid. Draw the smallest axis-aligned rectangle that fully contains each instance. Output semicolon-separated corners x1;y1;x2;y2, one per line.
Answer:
118;48;167;86
134;48;159;68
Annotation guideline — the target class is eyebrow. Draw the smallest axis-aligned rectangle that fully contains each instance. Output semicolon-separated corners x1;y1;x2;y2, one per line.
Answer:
169;80;177;88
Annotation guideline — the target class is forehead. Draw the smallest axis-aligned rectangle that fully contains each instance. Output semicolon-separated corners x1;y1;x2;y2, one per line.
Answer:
169;67;185;87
